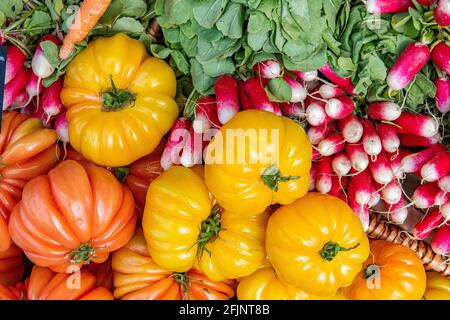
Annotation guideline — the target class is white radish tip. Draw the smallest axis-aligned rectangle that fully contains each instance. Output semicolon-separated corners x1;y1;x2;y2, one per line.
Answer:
384;103;401;120
422;119;439;137
218;108;237;125
363;138;382;156
420;164;439;182
325;99;341;118
318;140;334;156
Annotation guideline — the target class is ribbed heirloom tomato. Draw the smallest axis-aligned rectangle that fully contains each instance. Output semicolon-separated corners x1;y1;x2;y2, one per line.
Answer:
0;266;113;300
0;244;24;286
142;166;268;281
266;193;370;297
8;160;137;272
61;33;179;167
204;109;312;216
112;227;235;300
423;271;450;300
344;240;426;300
0;112;59;252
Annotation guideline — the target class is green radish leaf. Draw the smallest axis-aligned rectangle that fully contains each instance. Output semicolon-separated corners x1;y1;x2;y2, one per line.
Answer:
216;3;245;39
122;0;148;18
202;58;235;77
112;17;145;34
99;0;123;26
0;0;23;19
150;44;173;59
23;11;53;36
170;51;190;75
40;40;61;68
268;77;292;102
193;0;227;29
190;59;215;95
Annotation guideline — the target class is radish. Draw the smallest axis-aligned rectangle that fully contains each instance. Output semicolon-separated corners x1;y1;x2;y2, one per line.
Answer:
244;78;278;114
348;182;370;231
312;148;321;161
283;73;307;103
11;90;29;109
25;72;44;102
384;196;409;224
369;190;381;208
431;221;450;255
434;0;450;27
309;163;317;191
413;182;442;208
306;101;331;126
238;80;254;110
180;124;203;168
193;96;220;134
279;102;305;119
55;110;69;145
377;123;400;153
317;133;345;156
253;59;282;79
400;144;446;173
318;84;345;99
367;102;401;121
387;42;430;91
351;169;375;206
416;0;435;5
316;156;332;194
5;45;26;84
32;35;61;80
361;119;382;156
307;122;335;145
413;208;445;240
420;150;450;182
338;114;363;143
398;133;441;147
215;75;239;125
329;175;348;200
438;174;450;192
3;68;30;111
319;64;355;95
161;117;191;170
436;190;450;206
380;179;402;205
290;70;318;82
431;42;450;74
389;149;410;178
392;112;439;138
32;100;54;128
369;150;395;184
332;152;352;176
325;96;355;119
434;77;450;114
366;0;412;13
41;77;64;120
346;144;369;171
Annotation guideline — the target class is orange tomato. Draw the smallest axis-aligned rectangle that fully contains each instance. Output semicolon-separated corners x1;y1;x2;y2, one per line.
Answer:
8;160;137;272
0;244;24;286
0;112;59;251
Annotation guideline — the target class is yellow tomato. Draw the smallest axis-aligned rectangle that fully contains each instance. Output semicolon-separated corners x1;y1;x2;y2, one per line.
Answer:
204;110;311;216
142;166;268;281
423;272;450;300
266;193;370;297
344;241;426;300
61;33;179;167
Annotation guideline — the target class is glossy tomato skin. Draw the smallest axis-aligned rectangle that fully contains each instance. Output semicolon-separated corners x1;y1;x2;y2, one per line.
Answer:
61;33;179;167
266;193;370;297
0;112;59;252
205;110;312;216
86;256;113;291
8;160;137;272
344;240;426;300
423;271;450;300
0;266;114;300
142;166;268;281
0;244;24;286
112;227;235;300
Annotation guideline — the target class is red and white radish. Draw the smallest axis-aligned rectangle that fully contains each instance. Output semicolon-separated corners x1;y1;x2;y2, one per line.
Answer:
279;102;305;119
369;149;395;184
351;169;375;206
332;152;352;177
161;117;191;170
316;156;332;194
431;42;450;74
244;78;278;114
253;59;282;79
319;64;355;95
237;80;254;110
41;77;64;120
291;70;318;82
306;101;331;126
346;143;370;171
214;74;239;125
317;133;345;156
318;84;345;99
307;122;335;145
438;174;450;192
325;96;355;119
309;163;317;191
283;73;307;103
399;132;441;147
392;112;439;138
32;35;61;80
55;110;69;144
348;182;370;231
25;72;44;102
387;42;430;91
3;67;30;111
431;222;450;256
338;114;363;143
434;0;450;27
420;150;450;182
5;45;26;84
180;124;204;168
435;77;450;114
193;96;220;134
32;100;54;128
361;119;382;156
413;208;445;240
329;175;348;200
11;90;29;109
366;0;412;14
400;144;446;173
380;179;402;205
312;148;321;161
367;102;401;121
389;149;410;178
384;196;409;224
377;123;400;153
413;182;442;208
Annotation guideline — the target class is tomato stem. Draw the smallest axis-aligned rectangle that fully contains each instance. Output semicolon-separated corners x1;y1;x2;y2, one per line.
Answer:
114;166;130;182
261;163;299;191
319;241;360;262
363;263;381;280
196;207;222;259
101;75;136;111
68;242;96;264
171;272;191;300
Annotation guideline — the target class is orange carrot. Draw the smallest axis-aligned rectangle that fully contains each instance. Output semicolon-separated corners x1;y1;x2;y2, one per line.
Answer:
59;0;112;60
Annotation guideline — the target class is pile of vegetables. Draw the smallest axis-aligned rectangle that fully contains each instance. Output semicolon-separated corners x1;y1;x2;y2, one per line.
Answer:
0;0;449;301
